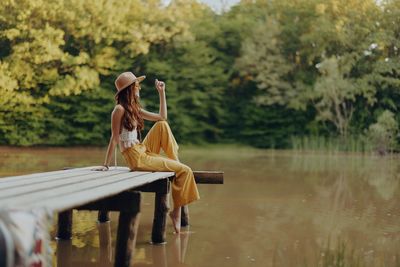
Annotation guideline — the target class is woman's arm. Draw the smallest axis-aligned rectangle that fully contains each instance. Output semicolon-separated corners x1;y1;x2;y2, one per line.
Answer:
93;105;124;171
140;79;167;121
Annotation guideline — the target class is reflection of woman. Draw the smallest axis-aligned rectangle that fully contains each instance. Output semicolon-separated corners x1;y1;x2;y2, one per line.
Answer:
94;72;200;233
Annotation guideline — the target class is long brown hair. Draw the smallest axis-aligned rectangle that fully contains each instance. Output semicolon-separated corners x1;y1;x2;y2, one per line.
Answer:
116;82;144;132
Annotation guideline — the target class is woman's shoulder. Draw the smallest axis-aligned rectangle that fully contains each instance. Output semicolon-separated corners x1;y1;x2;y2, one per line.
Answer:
114;104;125;112
112;104;125;115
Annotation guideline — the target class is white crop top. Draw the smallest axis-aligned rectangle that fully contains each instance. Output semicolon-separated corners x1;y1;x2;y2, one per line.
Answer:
120;127;139;148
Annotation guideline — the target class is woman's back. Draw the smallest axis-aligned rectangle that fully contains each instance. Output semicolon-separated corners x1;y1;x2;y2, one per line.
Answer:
119;127;138;150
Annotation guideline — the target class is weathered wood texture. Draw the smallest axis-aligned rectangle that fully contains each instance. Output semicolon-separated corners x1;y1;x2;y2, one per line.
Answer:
193;171;224;184
0;166;174;212
58;191;142;267
0;166;224;266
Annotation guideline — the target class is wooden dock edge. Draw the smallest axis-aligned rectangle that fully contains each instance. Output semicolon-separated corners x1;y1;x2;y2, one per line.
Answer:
193;171;224;184
62;167;224;184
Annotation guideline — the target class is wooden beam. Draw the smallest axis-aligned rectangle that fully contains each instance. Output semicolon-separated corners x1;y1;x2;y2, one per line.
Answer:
76;191;141;213
193;171;224;184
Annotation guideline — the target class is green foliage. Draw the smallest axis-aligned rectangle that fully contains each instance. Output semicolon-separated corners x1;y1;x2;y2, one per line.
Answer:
312;57;363;137
367;110;399;154
0;0;196;145
44;86;114;146
235;19;293;106
1;0;400;151
140;10;228;143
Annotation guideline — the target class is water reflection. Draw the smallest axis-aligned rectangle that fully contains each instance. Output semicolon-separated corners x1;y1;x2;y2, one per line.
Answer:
1;147;400;267
55;217;192;267
134;232;191;267
56;222;113;267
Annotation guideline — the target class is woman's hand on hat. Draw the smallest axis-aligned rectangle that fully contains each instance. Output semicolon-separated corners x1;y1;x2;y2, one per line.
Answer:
155;79;165;93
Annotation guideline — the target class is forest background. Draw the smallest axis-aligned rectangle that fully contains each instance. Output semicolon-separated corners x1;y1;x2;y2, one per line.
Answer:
1;0;399;153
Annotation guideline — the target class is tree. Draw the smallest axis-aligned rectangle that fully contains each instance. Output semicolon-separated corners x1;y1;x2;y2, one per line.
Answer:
0;0;196;145
140;6;228;143
235;19;294;106
312;57;368;137
367;110;398;155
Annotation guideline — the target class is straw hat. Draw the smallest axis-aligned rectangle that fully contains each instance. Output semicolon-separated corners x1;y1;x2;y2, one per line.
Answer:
114;72;146;98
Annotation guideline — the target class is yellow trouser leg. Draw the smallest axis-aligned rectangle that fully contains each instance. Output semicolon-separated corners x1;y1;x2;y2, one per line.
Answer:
135;154;199;208
133;121;199;208
143;121;179;161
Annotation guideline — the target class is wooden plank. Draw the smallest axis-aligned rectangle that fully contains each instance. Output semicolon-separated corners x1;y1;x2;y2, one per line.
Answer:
0;167;94;183
193;171;224;184
0;166;132;188
17;172;175;211
0;170;128;199
0;169;126;190
0;168;224;185
0;171;169;208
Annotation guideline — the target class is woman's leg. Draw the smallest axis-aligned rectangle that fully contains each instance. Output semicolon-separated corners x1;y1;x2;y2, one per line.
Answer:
136;153;200;233
142;121;179;161
142;121;187;231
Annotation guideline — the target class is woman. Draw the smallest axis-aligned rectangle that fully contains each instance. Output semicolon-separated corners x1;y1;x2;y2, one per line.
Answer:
94;71;200;233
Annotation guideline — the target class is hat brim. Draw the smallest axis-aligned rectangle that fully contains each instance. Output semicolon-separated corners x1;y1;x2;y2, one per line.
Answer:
114;75;146;99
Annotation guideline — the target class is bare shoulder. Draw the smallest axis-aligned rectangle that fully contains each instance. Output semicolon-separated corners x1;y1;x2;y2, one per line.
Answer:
111;105;125;120
113;104;125;114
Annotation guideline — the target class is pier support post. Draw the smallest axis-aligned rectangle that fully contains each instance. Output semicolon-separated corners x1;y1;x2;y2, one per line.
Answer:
57;210;73;240
181;205;189;227
151;179;170;244
136;178;171;244
75;191;142;267
98;211;110;222
114;193;141;267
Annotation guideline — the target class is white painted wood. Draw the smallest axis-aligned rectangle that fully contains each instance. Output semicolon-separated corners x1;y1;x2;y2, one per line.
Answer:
0;169;127;191
0;168;174;209
0;167;94;184
26;172;174;211
0;170;128;198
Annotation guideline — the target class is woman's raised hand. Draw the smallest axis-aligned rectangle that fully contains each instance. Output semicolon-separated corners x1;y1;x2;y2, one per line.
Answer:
155;79;165;93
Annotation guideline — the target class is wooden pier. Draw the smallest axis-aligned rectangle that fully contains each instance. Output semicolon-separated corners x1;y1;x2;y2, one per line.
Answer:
0;166;223;267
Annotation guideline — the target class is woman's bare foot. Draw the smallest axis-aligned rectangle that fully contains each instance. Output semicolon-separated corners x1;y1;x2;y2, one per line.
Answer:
169;209;181;234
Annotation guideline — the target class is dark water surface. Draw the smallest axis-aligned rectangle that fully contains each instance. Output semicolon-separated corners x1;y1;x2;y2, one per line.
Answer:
1;146;399;267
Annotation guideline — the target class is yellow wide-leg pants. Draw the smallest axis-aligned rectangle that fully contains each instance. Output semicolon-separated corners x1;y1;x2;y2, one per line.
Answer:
122;121;200;208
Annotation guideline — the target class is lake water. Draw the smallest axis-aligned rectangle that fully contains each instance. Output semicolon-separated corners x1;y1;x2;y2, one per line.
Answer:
1;146;399;267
